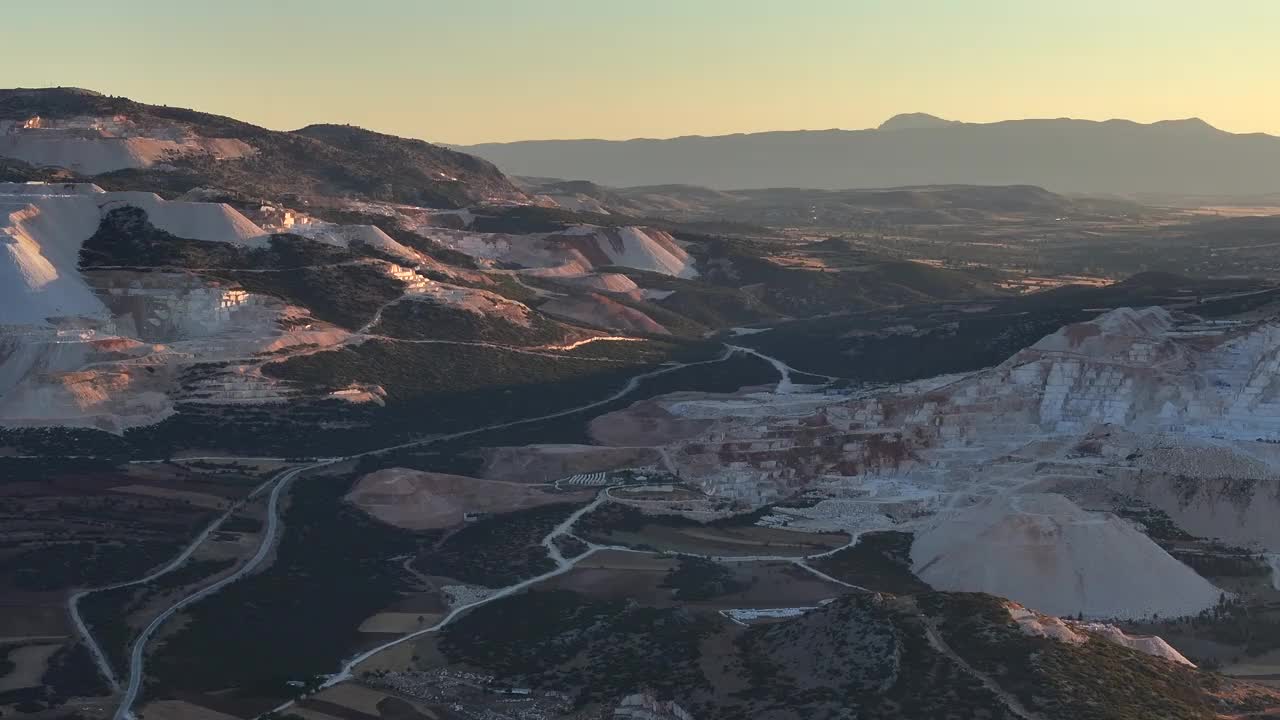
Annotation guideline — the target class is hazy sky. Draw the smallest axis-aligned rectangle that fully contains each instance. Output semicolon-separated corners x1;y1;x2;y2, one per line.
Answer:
6;0;1278;144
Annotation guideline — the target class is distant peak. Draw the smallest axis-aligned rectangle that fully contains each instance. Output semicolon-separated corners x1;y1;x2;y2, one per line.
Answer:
878;113;959;131
1150;117;1221;133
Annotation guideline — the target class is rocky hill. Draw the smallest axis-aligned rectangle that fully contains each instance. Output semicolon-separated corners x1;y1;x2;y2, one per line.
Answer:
595;302;1280;622
521;178;1145;226
8;89;1280;720
437;589;1280;719
0;88;528;208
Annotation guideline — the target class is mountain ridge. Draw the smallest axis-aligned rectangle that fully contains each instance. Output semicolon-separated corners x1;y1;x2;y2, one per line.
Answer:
456;114;1280;195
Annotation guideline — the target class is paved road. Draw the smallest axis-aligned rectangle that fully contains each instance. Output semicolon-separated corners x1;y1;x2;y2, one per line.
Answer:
266;491;617;716
726;344;840;388
69;467;292;692
110;462;332;720
81;345;749;719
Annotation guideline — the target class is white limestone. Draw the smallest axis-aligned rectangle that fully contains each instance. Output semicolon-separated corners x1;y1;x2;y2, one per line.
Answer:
913;494;1223;619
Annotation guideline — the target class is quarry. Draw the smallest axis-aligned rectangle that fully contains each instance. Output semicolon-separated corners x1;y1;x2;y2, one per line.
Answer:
6;86;1280;720
584;306;1280;620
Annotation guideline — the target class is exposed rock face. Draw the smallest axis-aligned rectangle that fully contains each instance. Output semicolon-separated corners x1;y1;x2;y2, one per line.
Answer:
422;223;697;279
540;293;668;335
0;114;253;174
655;306;1280;497
0;183;347;431
555;226;697;278
598;307;1280;617
1005;601;1195;666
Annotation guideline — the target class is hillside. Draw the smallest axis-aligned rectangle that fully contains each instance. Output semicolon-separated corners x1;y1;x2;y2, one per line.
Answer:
0;88;528;208
433;589;1280;719
7;88;1280;720
459;115;1280;195
521;177;1149;227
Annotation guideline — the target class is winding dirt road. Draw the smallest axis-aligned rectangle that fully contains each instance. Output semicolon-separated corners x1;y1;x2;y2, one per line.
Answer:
75;343;768;719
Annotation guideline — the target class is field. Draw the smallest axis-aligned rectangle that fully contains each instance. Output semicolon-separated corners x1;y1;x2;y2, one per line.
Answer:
544;552;851;610
345;468;591;530
577;502;848;556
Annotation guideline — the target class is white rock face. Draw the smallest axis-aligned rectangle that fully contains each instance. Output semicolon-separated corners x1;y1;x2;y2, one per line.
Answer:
601;306;1280;617
2;200;110;325
260;211;423;265
0;183;346;431
1006;602;1195;665
98;192;266;245
561;225;699;278
420;223;697;279
913;494;1223;619
1080;623;1196;666
0;115;253;174
1;185;266;327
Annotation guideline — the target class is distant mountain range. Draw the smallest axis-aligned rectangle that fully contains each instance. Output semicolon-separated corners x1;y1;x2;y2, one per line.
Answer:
457;114;1280;196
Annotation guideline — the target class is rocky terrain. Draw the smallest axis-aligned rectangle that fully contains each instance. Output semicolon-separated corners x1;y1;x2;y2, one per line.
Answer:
5;87;1280;720
586;306;1280;622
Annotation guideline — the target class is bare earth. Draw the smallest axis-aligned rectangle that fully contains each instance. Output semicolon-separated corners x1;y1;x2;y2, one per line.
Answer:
346;467;590;530
480;444;662;483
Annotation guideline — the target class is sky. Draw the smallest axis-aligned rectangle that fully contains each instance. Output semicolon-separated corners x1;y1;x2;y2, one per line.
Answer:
5;0;1279;144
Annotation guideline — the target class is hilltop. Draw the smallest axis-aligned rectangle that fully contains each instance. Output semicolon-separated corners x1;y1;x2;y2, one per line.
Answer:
0;87;528;208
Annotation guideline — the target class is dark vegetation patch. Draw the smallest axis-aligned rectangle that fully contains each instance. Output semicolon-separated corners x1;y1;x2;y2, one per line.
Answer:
264;339;647;411
661;556;749;601
726;595;1013;720
745;304;1090;380
469;206;621;234
1171;548;1271;579
552;534;589;560
604;268;783;330
574;500;833;556
4;541;173;592
40;643;111;706
413;503;581;588
919;592;1240;720
354;349;771;472
438;589;716;706
1118;507;1196;543
436;590;1033;719
78;558;238;677
692;237;995;317
224;263;405;330
0;340;723;460
0;456;121;480
1188;596;1280;657
811;531;932;594
0;156;79;183
575;502;697;548
371;298;571;346
731;272;1274;381
79;206;358;270
220;514;263;534
148;473;431;705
